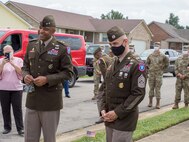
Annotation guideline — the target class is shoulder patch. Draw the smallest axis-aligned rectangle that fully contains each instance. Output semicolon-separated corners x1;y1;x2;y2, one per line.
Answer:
138;63;145;72
67;46;71;54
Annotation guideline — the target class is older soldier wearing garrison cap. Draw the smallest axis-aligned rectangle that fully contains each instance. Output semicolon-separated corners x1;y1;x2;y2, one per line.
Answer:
22;15;73;142
100;26;147;142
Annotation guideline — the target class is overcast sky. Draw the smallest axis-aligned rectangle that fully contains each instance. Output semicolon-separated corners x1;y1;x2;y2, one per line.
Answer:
2;0;189;27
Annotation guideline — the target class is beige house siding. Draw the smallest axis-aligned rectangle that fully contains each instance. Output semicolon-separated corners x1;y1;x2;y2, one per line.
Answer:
0;3;30;29
128;23;151;49
6;3;38;28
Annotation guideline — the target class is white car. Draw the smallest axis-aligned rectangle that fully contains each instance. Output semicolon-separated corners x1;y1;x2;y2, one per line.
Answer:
140;49;181;76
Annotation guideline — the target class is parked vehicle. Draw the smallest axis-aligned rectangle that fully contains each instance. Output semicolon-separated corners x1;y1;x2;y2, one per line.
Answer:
86;44;110;76
0;29;86;87
140;49;181;76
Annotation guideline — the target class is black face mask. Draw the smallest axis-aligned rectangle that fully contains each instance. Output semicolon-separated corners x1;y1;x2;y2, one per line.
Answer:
111;44;125;56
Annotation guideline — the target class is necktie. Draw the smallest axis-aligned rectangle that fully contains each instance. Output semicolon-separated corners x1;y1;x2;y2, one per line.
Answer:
40;42;45;52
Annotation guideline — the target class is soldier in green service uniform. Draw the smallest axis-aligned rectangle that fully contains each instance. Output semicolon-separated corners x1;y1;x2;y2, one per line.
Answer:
100;26;147;142
172;47;189;109
22;15;73;142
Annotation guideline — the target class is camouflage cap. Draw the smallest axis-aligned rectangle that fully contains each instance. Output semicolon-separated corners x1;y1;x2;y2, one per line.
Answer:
107;26;125;42
40;15;56;27
93;47;102;56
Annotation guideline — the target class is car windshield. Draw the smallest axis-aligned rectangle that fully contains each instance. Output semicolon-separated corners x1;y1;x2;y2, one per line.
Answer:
86;45;99;55
0;31;5;38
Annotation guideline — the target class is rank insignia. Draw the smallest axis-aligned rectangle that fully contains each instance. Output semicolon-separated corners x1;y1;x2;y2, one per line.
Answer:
138;74;145;88
48;64;53;69
119;82;124;88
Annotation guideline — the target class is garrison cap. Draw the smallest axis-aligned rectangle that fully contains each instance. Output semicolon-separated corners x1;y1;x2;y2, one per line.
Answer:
93;47;102;55
107;26;125;42
40;15;56;27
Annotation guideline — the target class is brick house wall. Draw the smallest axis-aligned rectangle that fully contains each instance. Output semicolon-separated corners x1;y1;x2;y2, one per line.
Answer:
148;23;171;43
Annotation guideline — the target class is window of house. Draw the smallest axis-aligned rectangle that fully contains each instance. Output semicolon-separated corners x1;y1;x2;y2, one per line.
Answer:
99;33;108;42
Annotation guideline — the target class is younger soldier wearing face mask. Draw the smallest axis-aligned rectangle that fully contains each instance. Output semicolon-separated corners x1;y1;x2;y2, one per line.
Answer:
172;49;189;109
146;42;169;109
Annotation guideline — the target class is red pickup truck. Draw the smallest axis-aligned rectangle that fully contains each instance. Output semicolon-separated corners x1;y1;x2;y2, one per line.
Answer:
0;29;86;87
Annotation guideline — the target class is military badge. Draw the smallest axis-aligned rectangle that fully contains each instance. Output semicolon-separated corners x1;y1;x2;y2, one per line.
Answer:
119;83;124;88
119;72;123;77
138;63;145;72
48;64;53;69
124;73;128;78
121;64;131;72
48;49;58;55
30;48;35;52
138;74;145;88
55;45;59;49
112;35;116;39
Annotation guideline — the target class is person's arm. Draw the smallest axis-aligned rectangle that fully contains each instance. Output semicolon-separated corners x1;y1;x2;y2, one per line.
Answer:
10;58;23;80
0;58;8;79
163;55;169;71
114;62;147;119
46;46;74;87
99;58;107;79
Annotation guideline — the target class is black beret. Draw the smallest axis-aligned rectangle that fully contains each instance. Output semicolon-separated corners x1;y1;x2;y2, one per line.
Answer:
93;47;102;56
107;26;125;42
40;15;56;27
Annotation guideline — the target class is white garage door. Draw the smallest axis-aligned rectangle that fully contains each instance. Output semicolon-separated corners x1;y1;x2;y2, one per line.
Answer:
131;40;146;55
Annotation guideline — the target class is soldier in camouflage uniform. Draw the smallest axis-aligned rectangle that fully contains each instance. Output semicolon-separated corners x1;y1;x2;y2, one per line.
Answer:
172;49;189;109
92;48;102;100
94;47;111;124
146;43;169;109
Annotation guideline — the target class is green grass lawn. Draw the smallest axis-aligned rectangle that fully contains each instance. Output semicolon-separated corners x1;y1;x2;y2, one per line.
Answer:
73;107;189;142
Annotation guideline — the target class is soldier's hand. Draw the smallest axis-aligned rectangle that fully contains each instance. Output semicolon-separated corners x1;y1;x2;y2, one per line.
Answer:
24;75;34;85
103;111;118;122
176;73;182;78
33;76;48;86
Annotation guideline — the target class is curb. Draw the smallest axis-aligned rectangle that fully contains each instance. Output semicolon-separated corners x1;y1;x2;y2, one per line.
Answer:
56;103;185;142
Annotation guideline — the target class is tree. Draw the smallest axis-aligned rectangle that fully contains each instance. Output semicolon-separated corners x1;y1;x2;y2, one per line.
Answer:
165;13;188;29
165;13;180;29
186;26;189;29
101;10;128;19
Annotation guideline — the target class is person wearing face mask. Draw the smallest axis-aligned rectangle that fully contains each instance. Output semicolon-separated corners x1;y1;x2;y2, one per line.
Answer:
172;48;189;109
146;42;169;109
100;26;147;142
0;45;24;136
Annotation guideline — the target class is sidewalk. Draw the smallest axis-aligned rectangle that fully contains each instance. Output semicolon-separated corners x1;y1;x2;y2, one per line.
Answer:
57;103;189;142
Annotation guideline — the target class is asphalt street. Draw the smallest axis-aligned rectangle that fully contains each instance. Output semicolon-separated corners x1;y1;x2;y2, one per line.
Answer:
0;73;181;142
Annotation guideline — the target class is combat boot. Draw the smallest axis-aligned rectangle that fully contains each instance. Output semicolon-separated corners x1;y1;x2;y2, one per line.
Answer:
156;98;160;109
148;97;153;107
172;103;179;109
185;103;188;107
